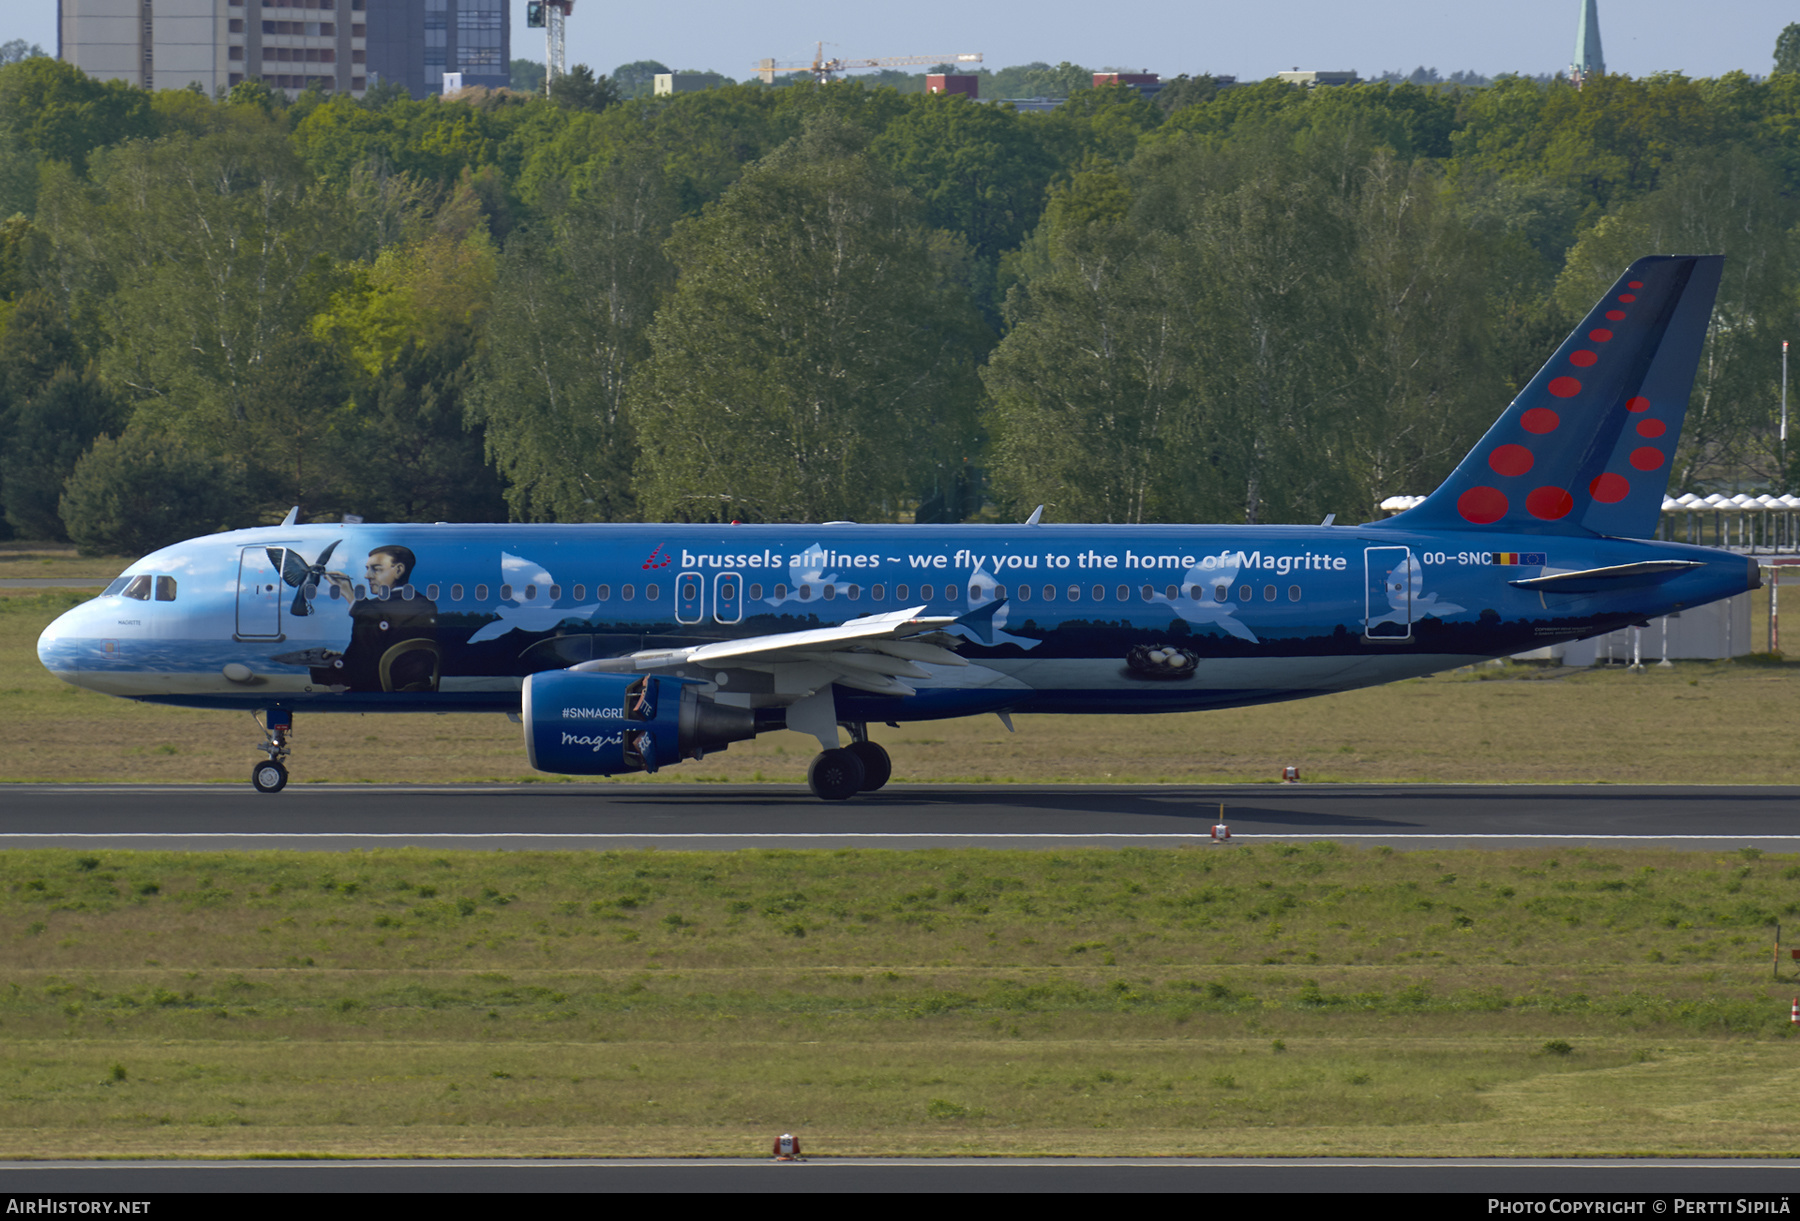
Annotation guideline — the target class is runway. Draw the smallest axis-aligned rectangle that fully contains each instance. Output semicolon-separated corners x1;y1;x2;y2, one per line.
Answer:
3;782;1798;850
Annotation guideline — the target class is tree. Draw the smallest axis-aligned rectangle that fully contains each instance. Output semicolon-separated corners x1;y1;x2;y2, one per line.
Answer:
0;57;153;173
1775;23;1800;75
2;365;125;539
629;118;987;522
511;58;547;95
59;427;243;556
0;41;46;66
471;151;678;521
551;64;618;113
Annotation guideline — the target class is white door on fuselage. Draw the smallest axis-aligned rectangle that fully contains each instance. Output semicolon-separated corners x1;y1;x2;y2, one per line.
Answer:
236;546;285;641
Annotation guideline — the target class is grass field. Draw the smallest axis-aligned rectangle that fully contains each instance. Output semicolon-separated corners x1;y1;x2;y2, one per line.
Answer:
3;844;1799;1158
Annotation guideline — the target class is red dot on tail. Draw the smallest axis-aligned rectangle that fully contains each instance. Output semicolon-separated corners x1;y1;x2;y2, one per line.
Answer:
1606;310;1627;321
1489;443;1534;477
1589;328;1613;342
1618;294;1637;303
1628;280;1643;288
1626;396;1651;412
1630;447;1664;471
1521;407;1560;434
1569;350;1598;367
1526;486;1574;520
1636;418;1666;438
1458;486;1508;524
1548;376;1582;398
1590;473;1631;503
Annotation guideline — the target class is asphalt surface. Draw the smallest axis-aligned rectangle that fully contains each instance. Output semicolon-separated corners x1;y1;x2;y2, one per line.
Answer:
1;1157;1797;1194
3;782;1798;850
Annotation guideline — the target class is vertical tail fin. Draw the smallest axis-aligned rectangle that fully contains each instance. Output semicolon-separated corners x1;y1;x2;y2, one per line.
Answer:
1377;254;1723;538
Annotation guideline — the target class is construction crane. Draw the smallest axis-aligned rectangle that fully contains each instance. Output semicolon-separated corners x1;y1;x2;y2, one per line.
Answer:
753;45;982;85
525;1;574;95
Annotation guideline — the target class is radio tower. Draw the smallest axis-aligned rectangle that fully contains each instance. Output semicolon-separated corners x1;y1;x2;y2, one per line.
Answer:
1570;0;1605;88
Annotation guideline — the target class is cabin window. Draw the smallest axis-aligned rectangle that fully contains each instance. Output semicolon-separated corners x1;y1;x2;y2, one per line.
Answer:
1288;585;1301;602
400;584;416;600
450;584;463;602
572;585;583;601
524;584;536;600
474;584;489;601
1214;584;1227;603
645;584;659;601
550;584;561;600
303;582;318;603
1263;585;1277;601
1067;585;1081;601
969;584;982;601
871;584;884;601
798;584;812;600
1117;585;1130;601
682;580;698;600
1237;585;1251;601
1188;585;1201;600
155;577;177;601
595;584;609;601
895;584;909;601
427;584;440;601
1042;584;1056;601
376;584;391;601
329;583;344;601
621;585;635;601
773;583;787;600
355;584;367;600
1165;585;1177;600
995;585;1007;600
822;584;835;600
1013;585;1028;603
499;584;513;601
1140;585;1153;601
749;583;763;600
843;584;858;600
1090;584;1104;601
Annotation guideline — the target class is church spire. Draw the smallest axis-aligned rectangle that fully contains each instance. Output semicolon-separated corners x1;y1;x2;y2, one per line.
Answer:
1571;0;1605;87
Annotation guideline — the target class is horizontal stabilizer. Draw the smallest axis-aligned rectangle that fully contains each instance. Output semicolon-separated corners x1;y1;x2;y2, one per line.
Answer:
1508;560;1702;592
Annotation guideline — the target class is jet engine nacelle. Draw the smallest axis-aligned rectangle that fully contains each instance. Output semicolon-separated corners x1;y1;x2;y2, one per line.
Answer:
521;669;757;776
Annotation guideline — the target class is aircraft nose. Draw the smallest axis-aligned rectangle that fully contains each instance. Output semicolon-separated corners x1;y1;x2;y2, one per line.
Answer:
37;602;90;687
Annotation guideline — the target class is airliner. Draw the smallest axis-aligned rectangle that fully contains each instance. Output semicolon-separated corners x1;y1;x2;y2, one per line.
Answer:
38;255;1758;799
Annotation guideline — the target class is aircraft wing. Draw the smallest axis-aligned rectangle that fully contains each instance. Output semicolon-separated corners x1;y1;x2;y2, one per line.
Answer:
569;606;969;696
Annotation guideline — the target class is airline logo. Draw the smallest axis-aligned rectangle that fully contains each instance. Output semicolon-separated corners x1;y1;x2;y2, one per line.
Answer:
642;544;672;571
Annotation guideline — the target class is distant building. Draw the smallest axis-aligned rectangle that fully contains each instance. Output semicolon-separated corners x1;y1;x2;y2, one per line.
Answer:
926;73;977;99
56;0;508;100
1093;71;1162;99
1570;0;1605;86
1276;69;1359;87
653;72;728;95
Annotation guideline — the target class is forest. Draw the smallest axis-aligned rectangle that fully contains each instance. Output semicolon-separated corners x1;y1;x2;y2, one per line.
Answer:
1;47;1799;554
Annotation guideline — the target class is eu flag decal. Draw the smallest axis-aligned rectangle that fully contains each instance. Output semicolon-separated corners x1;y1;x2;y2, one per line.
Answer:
1490;553;1546;567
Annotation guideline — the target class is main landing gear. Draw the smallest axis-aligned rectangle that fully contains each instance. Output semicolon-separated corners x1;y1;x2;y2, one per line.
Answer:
252;709;292;793
805;724;892;801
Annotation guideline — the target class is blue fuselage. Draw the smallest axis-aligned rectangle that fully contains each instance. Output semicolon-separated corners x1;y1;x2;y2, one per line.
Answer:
38;521;1758;723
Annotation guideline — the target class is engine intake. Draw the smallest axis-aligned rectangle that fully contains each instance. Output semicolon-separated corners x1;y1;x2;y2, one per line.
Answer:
521;670;756;775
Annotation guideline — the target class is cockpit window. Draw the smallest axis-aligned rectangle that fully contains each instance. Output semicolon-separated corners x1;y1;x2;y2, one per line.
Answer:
121;575;152;601
155;577;177;601
102;577;130;597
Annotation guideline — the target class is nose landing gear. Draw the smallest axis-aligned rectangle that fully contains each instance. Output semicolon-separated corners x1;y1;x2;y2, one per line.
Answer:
252;709;292;793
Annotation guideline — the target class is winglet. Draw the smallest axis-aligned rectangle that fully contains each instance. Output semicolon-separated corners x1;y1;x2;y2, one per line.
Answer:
280;506;299;527
1024;505;1044;526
